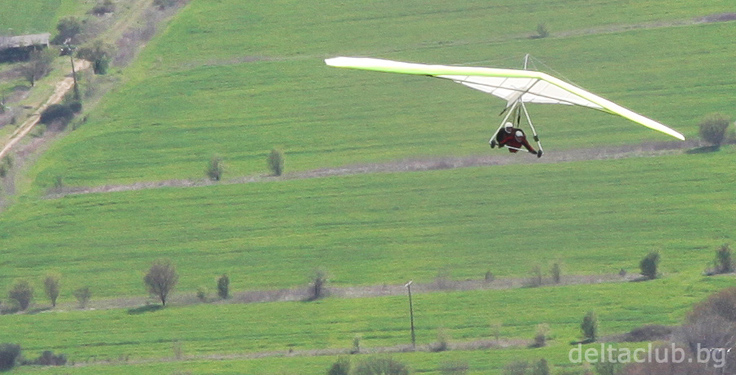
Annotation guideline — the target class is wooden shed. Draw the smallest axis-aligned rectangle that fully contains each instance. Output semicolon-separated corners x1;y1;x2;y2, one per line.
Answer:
0;33;51;62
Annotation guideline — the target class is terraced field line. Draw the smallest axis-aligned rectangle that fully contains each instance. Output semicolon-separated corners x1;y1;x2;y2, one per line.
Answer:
47;139;698;198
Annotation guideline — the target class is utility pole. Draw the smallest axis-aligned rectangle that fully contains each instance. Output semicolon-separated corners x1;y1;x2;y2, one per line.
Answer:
405;280;415;349
64;39;80;100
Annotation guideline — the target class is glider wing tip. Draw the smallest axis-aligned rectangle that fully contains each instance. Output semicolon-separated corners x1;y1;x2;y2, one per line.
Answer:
324;57;338;66
325;56;346;66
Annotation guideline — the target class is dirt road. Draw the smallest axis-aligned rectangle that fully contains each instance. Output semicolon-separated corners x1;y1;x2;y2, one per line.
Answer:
0;59;90;160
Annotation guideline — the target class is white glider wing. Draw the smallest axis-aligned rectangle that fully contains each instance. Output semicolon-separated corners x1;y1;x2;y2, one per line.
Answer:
325;57;685;140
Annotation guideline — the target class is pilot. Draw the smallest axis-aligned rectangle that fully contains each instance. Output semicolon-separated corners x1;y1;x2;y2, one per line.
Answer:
491;122;515;148
496;128;542;157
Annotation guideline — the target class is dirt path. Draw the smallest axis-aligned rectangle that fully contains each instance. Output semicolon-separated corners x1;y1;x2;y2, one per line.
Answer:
0;59;90;160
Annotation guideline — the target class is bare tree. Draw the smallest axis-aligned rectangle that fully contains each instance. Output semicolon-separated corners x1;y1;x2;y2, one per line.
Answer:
43;273;61;307
144;259;179;306
20;49;55;87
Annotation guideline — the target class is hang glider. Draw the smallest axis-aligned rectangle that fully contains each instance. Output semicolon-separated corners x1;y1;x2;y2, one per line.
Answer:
325;56;685;152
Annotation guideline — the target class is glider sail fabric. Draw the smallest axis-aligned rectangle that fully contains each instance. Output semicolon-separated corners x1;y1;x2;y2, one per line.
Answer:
325;57;685;140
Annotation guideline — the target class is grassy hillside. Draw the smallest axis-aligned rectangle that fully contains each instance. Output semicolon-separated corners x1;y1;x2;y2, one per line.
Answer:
24;0;736;190
0;0;83;35
2;277;732;371
3;149;734;298
2;0;735;373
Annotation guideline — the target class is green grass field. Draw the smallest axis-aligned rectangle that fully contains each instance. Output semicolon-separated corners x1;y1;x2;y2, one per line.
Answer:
0;0;83;35
2;277;732;373
3;149;734;298
2;0;736;373
23;1;736;190
2;148;734;373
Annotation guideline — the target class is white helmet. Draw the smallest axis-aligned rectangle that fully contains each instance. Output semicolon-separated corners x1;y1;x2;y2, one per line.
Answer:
504;122;514;132
515;130;524;138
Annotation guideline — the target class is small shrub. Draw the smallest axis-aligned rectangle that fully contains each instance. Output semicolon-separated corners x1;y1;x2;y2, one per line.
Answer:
698;113;731;147
532;359;551;375
40;104;74;126
640;251;660;280
484;270;495;282
73;286;92;308
8;280;33;311
503;360;529;375
92;57;110;75
594;360;621;375
527;265;542;287
90;0;116;15
432;328;450;352
0;343;21;371
196;287;207;302
172;340;184;360
440;360;469;375
53;175;64;191
354;356;409;375
308;269;327;301
153;0;180;9
715;244;734;274
532;323;550;348
0;156;12;178
551;262;561;284
490;321;502;342
267;148;284;176
76;40;114;75
435;268;451;289
206;155;223;181
217;274;229;299
533;23;549;39
621;324;673;342
328;357;351;375
581;311;598;342
68;100;83;113
351;335;361;354
39;104;74;129
34;350;67;366
0;299;19;314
